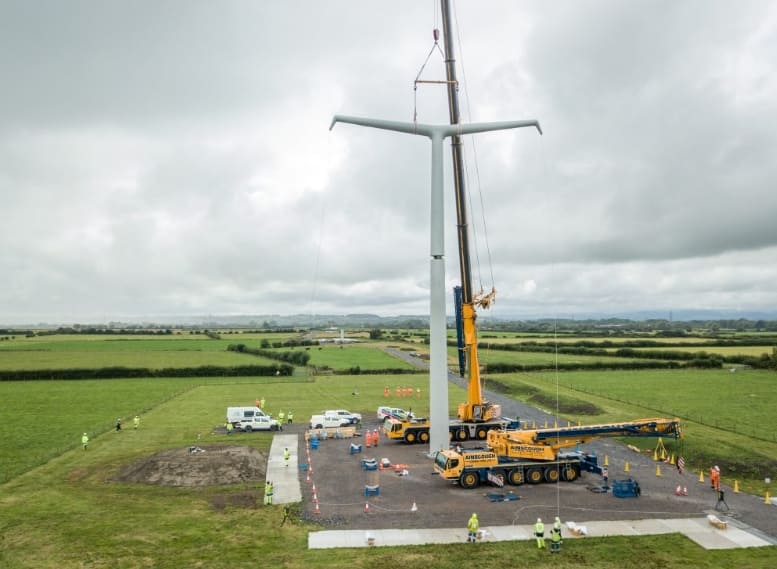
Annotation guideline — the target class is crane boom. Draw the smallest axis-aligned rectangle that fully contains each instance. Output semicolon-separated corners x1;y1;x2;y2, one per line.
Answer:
440;0;496;423
487;417;683;461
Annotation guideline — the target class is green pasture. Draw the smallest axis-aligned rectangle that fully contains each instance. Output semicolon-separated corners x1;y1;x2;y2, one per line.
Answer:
475;335;714;344
0;336;236;352
0;334;287;370
489;369;777;491
292;344;418;371
1;373;776;568
457;346;667;366
0;374;427;485
0;349;272;370
630;345;774;357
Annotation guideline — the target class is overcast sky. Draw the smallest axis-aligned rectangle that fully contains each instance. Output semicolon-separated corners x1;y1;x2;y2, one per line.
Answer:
2;1;776;325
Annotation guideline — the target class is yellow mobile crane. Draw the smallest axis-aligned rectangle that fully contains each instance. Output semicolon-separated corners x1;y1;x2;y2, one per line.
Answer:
434;417;682;489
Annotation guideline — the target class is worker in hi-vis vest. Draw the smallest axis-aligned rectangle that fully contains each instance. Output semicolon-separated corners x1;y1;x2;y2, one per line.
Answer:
534;518;546;548
467;513;479;543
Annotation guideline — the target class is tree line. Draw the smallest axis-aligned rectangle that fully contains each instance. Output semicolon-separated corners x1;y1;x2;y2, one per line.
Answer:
0;364;292;382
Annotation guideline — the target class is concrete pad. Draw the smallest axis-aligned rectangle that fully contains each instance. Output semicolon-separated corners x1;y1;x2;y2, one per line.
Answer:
267;434;301;504
307;518;774;550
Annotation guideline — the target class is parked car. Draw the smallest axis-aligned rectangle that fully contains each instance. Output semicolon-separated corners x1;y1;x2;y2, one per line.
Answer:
323;409;362;424
239;415;281;432
310;413;352;429
377;406;411;420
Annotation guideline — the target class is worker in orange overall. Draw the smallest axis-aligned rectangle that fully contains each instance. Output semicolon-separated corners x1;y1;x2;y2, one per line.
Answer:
710;465;720;491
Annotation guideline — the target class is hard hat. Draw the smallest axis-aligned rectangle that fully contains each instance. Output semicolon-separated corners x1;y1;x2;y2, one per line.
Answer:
555;517;560;523
715;465;720;471
472;513;477;517
83;432;87;435
537;518;542;523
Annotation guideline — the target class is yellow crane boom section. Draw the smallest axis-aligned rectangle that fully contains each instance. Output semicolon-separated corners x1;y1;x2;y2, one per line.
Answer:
487;417;682;461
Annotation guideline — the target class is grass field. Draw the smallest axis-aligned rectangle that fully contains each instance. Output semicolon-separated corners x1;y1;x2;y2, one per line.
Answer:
1;372;776;568
1;333;776;567
0;335;281;370
486;368;777;492
301;344;418;371
458;346;668;366
632;345;774;357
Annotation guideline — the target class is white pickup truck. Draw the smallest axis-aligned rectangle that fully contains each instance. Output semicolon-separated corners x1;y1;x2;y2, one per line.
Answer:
323;409;362;424
239;415;282;432
310;413;353;429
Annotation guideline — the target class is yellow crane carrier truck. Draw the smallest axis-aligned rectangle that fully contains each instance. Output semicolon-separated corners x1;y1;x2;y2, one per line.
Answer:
433;417;682;489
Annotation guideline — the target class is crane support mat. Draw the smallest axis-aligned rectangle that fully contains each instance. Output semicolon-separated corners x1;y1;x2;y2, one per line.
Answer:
485;492;520;502
612;479;641;498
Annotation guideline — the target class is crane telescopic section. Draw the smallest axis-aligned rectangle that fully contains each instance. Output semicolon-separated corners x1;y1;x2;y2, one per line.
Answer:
440;0;496;423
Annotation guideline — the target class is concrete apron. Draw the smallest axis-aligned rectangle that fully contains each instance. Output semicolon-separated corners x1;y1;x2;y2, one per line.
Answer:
308;517;775;550
267;434;302;504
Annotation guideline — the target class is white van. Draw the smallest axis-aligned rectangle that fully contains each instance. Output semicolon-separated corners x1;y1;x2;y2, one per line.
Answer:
227;406;267;427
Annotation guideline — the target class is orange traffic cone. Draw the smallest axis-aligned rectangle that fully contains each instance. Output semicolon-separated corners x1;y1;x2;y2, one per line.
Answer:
364;502;370;513
656;464;662;477
366;432;372;447
314;502;321;514
624;461;630;473
312;490;318;503
682;486;688;496
699;470;705;483
306;471;310;483
734;480;740;493
675;484;682;496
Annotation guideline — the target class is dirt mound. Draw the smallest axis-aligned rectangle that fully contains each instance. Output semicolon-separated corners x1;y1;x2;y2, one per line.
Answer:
114;445;267;487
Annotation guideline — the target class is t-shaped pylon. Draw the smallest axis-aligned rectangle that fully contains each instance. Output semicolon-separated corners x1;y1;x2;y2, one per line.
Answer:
330;115;541;453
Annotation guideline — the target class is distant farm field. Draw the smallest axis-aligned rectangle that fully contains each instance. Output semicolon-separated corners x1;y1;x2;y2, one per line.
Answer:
631;345;774;357
289;344;418;371
456;346;666;366
0;335;280;369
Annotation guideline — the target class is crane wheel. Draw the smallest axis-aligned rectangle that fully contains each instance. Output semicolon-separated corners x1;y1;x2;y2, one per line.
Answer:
404;431;416;444
561;465;579;482
544;467;560;483
456;429;468;441
419;431;430;443
508;469;524;485
459;472;479;489
476;428;488;440
526;467;543;484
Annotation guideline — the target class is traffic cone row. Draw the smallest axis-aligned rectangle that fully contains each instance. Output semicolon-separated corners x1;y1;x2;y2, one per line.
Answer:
306;444;320;514
675;484;688;496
